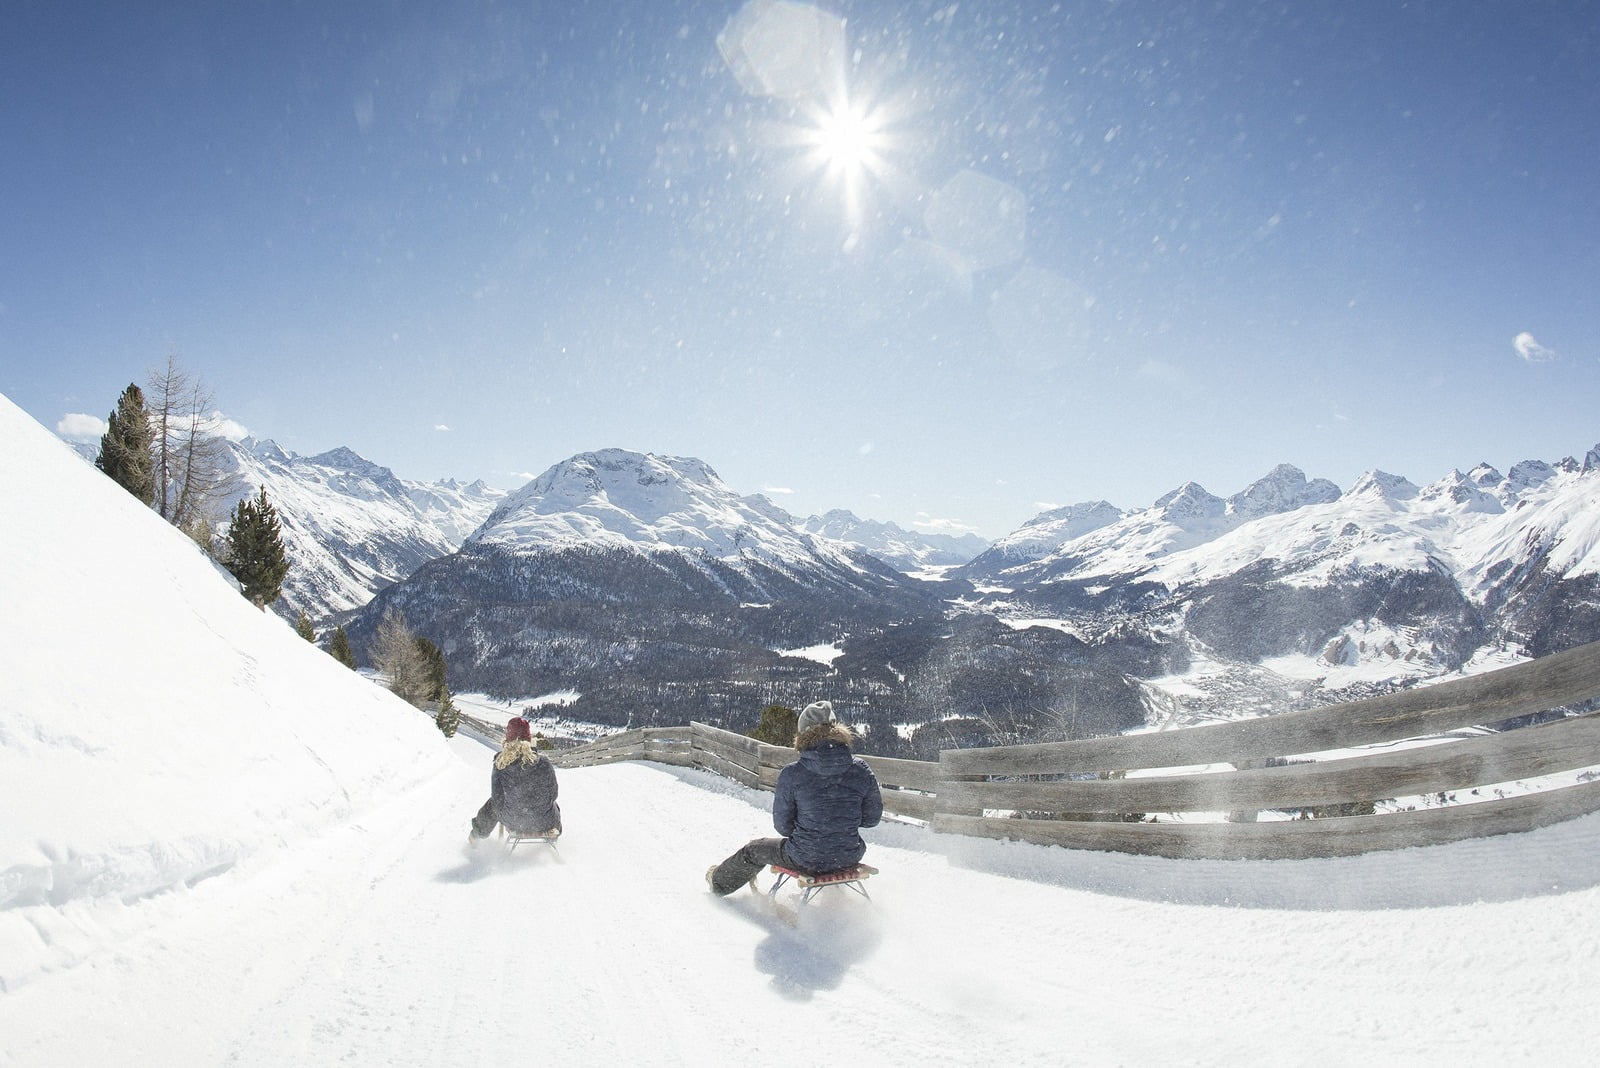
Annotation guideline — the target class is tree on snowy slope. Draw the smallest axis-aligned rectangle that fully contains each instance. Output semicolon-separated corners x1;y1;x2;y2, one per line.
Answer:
414;636;447;704
294;611;316;642
223;486;290;609
328;625;357;669
434;686;460;737
373;608;434;707
147;355;236;539
95;383;156;505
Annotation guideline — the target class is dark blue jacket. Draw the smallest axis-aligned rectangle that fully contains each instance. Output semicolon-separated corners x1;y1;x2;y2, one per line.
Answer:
773;728;883;874
491;748;562;835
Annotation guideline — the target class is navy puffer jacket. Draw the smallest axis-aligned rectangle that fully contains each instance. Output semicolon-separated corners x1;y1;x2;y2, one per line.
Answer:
772;723;883;873
491;743;562;834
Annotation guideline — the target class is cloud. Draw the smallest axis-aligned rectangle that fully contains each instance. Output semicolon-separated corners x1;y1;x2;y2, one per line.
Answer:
762;486;796;496
912;514;981;536
57;412;106;440
1513;332;1558;363
204;412;251;441
434;424;451;432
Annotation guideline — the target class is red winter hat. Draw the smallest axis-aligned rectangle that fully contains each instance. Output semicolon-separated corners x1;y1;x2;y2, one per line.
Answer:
505;717;532;742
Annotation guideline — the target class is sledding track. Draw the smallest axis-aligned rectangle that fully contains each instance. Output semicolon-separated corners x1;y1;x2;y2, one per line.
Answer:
5;737;1600;1066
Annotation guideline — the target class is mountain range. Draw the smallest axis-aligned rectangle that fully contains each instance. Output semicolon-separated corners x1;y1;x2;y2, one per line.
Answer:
59;410;1600;753
221;442;984;625
221;439;507;621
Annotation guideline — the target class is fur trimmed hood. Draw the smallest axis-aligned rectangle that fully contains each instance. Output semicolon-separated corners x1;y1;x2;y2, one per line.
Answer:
495;739;544;770
794;721;854;752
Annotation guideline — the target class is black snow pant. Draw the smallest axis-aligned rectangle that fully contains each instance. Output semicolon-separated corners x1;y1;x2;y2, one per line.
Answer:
709;837;800;895
470;799;562;839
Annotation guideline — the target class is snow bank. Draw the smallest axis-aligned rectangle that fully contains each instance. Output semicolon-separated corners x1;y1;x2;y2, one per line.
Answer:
0;392;454;992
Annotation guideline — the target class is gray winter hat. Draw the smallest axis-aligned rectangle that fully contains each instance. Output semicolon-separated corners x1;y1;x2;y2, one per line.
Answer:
795;700;837;735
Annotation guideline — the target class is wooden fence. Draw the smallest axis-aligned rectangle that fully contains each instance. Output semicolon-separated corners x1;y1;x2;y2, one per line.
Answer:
553;721;941;822
550;638;1600;861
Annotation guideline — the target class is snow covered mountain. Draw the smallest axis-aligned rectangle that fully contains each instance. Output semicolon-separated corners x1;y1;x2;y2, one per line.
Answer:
346;449;946;725
221;439;506;623
959;452;1600;722
796;509;989;573
43;389;1600;748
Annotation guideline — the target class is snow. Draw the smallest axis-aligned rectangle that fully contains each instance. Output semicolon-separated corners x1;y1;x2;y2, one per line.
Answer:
5;388;1600;1065
774;642;844;665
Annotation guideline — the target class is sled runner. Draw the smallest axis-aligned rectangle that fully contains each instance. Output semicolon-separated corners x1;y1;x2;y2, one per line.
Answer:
767;863;878;906
498;824;561;855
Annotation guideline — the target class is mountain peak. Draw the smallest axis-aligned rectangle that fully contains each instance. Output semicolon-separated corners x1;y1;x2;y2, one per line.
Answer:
1347;470;1419;502
306;446;390;476
474;449;847;568
1153;481;1225;525
1226;464;1340;520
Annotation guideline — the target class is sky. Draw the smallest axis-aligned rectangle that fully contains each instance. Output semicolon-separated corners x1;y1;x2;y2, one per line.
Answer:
4;389;1599;1065
3;1;1598;540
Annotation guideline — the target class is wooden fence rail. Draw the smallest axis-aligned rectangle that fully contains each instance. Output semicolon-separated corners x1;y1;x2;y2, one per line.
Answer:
551;721;940;822
549;639;1600;861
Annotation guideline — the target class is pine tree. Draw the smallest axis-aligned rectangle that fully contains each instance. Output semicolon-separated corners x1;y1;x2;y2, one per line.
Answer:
748;703;798;746
414;635;447;703
435;686;461;738
294;611;315;642
329;625;357;669
95;383;156;505
224;486;290;608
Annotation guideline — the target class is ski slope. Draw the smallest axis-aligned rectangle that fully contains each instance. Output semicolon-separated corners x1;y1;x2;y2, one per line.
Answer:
4;390;1600;1065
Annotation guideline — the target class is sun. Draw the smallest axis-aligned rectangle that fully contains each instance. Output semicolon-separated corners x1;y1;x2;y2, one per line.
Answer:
812;102;880;177
797;96;891;225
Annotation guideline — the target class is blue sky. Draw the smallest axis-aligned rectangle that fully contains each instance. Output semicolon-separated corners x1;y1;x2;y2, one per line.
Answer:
3;1;1596;539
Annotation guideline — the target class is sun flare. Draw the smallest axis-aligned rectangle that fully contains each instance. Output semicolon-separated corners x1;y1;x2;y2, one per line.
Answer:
796;96;893;225
812;103;879;176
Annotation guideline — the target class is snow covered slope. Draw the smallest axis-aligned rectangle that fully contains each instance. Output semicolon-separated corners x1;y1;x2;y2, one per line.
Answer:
964;451;1600;689
0;391;454;993
222;439;505;622
797;508;990;572
471;449;864;571
5;389;1600;1066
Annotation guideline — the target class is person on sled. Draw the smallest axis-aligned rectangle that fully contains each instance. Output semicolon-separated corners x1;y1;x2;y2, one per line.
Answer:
469;717;561;845
707;700;882;894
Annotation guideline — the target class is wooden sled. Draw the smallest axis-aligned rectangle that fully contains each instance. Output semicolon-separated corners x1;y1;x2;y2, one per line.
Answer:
497;824;561;855
767;862;878;906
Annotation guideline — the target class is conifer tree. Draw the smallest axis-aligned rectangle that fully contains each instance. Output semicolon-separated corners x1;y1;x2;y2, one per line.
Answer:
748;703;799;746
414;635;447;703
95;383;156;505
329;625;357;669
435;686;460;738
223;486;290;608
294;611;316;642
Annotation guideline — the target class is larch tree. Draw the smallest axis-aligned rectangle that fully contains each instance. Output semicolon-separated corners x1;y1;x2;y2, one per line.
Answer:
147;354;237;537
223;486;290;609
95;383;156;505
373;607;430;707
